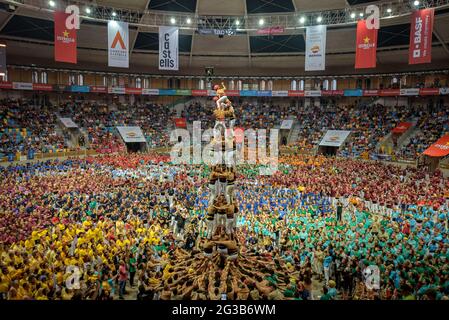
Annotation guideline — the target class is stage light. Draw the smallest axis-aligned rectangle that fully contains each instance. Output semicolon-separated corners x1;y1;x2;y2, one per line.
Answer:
186;18;191;24
299;16;305;24
350;13;356;18
359;12;364;17
414;0;420;6
85;7;91;14
235;20;240;26
48;0;55;7
112;11;117;17
317;16;322;23
170;17;176;24
387;8;392;13
258;18;264;26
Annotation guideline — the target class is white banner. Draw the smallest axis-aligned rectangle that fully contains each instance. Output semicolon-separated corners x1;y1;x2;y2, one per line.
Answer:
280;119;294;129
142;89;160;95
116;126;146;143
400;88;420;96
108;87;126;94
440;88;449;95
159;26;178;70
59;117;78;128
108;21;129;68
305;90;322;97
319;130;351;147
13;82;33;90
305;25;326;71
272;90;289;97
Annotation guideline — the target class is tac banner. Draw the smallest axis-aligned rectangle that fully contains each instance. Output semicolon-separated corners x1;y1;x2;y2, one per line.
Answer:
305;25;326;71
54;11;77;64
423;135;449;157
0;44;5;76
409;8;434;65
159;26;179;70
174;118;187;128
355;19;378;69
108;21;129;68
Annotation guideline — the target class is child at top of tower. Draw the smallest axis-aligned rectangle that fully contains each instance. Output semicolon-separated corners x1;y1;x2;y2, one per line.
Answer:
213;83;231;110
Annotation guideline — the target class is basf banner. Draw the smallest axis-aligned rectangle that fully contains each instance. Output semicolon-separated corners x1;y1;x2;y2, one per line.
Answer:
409;8;434;65
116;126;146;143
305;25;326;71
319;130;351;147
159;26;179;70
108;21;129;68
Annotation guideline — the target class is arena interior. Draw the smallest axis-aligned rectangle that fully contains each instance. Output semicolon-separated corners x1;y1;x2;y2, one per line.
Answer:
1;0;449;302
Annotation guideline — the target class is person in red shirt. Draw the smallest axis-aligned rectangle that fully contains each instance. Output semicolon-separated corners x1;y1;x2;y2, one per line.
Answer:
118;260;128;300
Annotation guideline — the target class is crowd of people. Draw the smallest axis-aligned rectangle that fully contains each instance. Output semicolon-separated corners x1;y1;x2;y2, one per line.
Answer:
1;153;448;300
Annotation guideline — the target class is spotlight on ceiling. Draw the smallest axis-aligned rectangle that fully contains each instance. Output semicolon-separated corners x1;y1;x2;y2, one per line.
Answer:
170;17;176;24
85;7;91;14
186;18;191;24
414;0;420;6
359;12;364;17
387;8;392;13
317;16;322;23
48;0;55;7
112;11;117;17
350;13;356;18
258;18;264;26
299;16;305;24
235;20;240;26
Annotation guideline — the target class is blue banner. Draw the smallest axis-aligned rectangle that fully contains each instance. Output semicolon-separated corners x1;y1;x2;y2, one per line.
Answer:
257;90;272;97
158;89;177;96
344;89;363;97
70;85;90;93
240;90;258;96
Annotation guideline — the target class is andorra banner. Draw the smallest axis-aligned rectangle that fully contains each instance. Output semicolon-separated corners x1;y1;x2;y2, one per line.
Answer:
54;11;77;64
409;8;434;65
355;20;377;69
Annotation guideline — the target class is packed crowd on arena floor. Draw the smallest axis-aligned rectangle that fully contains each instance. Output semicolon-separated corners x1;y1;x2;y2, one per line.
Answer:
1;153;448;300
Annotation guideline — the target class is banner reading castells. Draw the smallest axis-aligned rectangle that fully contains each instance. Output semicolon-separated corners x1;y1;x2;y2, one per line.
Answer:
159;26;179;70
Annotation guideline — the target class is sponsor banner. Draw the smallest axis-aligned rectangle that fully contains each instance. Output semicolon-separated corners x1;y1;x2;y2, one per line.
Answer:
70;85;90;93
116;126;146;143
392;122;413;134
226;90;240;96
90;86;107;93
319;130;351;147
363;90;379;96
280;119;294;130
174;118;187;128
125;87;142;95
344;89;363;97
59;117;78;128
13;82;33;90
191;90;208;96
420;88;439;96
54;85;68;92
440;88;449;95
305;25;326;71
423;135;449;157
0;45;6;75
400;88;420;96
288;90;305;97
159;26;179;70
240;90;258;97
257;90;272;97
108;87;126;94
257;26;285;35
197;28;236;36
355;19;378;69
0;81;12;89
272;90;289;97
332;90;344;96
158;89;177;96
54;11;77;64
321;90;334;96
305;90;321;97
142;89;159;95
175;89;192;96
409;8;434;65
108;21;129;68
32;84;53;91
379;89;400;96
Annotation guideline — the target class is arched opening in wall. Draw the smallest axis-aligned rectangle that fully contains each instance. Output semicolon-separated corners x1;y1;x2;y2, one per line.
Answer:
41;72;48;84
199;79;205;90
331;79;337;90
356;79;363;89
260;80;266;91
135;77;142;89
111;76;118;87
69;74;76;85
78;74;84;86
291;80;297;91
32;71;39;83
267;80;273;91
322;79;329;91
143;78;150;89
364;78;371;89
299;80;304;91
102;76;107;87
228;80;235;90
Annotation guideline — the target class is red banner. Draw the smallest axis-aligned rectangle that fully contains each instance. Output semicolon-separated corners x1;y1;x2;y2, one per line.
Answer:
257;26;285;35
355;20;378;69
363;90;379;96
191;90;208;96
423;135;449;157
409;8;434;65
419;88;439;96
392;122;412;134
174;118;187;128
125;87;142;95
288;90;305;97
90;86;107;93
379;89;400;96
32;84;53;91
0;81;12;89
226;90;240;97
54;12;77;64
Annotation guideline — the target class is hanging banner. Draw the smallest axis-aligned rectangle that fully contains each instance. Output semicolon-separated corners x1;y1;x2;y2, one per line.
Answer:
420;88;439;96
0;82;13;89
272;90;289;97
423;135;449;157
108;87;126;94
0;44;6;76
400;88;420;96
32;84;53;91
116;126;146;143
59;117;78;128
305;25;326;71
108;21;129;68
142;89;159;95
319;130;351;147
305;90;321;97
125;87;142;95
363;90;379;96
379;89;400;96
440;88;449;95
192;90;208;96
392;122;412;134
13;82;33;90
409;8;434;65
344;89;363;97
54;11;77;64
280;120;294;129
257;26;285;35
90;86;107;93
288;90;305;97
355;19;378;69
159;26;179;70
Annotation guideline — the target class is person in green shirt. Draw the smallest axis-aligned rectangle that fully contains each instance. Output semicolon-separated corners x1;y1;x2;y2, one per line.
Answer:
128;255;137;287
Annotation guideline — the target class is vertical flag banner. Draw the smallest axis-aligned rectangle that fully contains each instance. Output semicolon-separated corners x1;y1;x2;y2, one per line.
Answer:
409;8;434;65
305;25;327;71
54;11;77;64
108;21;129;68
355;19;378;69
159;26;179;70
0;44;6;76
